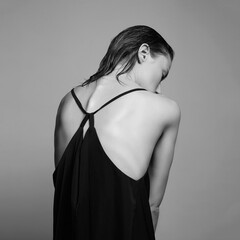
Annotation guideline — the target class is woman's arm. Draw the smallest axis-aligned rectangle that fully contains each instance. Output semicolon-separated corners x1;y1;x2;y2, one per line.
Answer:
148;99;181;231
150;205;160;232
54;93;79;168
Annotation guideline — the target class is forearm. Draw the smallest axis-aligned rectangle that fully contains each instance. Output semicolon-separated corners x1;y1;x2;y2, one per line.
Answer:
150;206;159;232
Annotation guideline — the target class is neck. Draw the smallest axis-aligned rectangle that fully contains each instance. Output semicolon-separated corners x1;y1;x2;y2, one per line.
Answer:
96;71;141;90
102;64;138;84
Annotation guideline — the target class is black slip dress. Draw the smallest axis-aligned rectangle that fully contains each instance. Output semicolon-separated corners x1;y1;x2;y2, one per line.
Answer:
52;87;156;240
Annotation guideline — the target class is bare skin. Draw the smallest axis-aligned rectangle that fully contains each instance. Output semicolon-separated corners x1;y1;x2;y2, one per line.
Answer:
54;43;181;233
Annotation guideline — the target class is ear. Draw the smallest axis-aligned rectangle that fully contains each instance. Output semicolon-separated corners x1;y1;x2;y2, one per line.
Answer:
138;43;150;63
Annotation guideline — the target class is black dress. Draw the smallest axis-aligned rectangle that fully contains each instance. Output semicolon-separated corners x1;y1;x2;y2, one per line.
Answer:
52;87;156;240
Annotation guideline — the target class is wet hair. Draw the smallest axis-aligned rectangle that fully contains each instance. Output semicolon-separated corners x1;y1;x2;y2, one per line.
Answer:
80;25;174;87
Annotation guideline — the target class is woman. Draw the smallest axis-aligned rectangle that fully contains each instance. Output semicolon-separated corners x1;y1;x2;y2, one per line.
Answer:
53;25;181;240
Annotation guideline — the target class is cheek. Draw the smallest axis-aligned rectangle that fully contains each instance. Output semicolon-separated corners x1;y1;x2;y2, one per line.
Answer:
151;69;162;83
151;64;162;80
140;66;154;82
139;65;161;86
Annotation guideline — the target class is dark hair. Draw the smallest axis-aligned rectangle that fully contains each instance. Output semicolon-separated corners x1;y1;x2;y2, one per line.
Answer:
80;25;174;87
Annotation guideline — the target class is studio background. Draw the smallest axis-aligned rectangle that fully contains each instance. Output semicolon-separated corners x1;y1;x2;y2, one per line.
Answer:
1;0;239;239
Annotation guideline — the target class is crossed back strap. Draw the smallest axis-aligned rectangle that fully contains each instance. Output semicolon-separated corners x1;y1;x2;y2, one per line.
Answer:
71;87;147;115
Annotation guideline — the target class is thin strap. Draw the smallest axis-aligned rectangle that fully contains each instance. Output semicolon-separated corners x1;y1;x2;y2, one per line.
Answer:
71;88;89;114
71;87;147;115
93;88;147;114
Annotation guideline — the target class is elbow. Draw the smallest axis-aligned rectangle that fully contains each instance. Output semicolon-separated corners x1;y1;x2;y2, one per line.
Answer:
149;176;169;209
150;203;160;211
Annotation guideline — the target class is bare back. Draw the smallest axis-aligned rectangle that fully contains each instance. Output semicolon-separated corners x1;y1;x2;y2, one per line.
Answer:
57;81;173;181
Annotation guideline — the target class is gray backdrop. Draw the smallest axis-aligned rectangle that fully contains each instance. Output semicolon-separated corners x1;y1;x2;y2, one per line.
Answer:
1;0;239;239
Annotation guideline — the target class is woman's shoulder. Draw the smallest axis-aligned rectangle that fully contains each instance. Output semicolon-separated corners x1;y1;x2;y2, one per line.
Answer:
143;92;181;126
57;88;75;112
55;87;83;126
58;84;87;108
